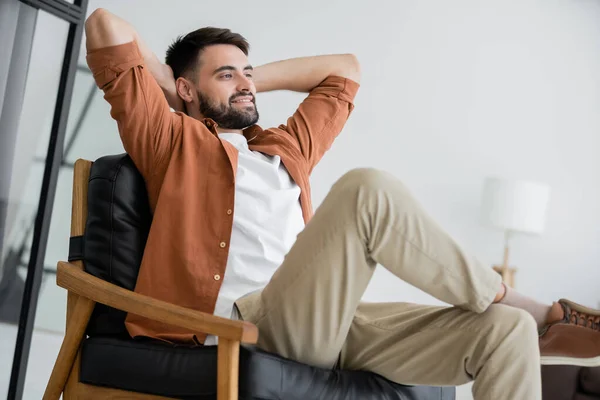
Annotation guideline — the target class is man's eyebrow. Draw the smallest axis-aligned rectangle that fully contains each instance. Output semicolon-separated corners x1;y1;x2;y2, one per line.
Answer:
213;66;235;75
213;65;254;75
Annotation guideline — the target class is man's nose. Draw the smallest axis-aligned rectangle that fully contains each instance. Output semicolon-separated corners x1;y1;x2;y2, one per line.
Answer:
236;76;252;92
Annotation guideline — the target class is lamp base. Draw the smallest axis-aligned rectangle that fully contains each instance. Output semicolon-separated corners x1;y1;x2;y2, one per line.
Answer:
493;265;517;288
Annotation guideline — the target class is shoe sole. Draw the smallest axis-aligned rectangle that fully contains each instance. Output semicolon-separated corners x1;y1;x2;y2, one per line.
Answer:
541;355;600;367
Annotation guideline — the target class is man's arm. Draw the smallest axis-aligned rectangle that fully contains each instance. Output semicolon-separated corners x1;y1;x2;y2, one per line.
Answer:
85;8;183;111
255;54;360;172
84;8;183;185
252;54;361;93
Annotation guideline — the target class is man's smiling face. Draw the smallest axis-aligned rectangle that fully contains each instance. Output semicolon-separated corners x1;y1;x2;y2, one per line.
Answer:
193;44;259;129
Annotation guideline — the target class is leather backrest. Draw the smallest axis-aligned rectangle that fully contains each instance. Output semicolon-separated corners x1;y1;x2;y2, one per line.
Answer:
83;154;151;337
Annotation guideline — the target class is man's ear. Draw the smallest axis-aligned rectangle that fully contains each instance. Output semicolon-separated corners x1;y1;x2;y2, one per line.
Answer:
175;77;194;104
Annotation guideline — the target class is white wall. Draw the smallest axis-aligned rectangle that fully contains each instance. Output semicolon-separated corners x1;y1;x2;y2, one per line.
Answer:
75;0;600;306
12;1;600;399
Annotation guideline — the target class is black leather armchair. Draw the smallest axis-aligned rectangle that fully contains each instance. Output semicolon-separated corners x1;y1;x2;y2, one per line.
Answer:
44;154;456;400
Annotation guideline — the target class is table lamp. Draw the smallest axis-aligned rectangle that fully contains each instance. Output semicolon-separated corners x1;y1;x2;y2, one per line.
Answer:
480;177;551;287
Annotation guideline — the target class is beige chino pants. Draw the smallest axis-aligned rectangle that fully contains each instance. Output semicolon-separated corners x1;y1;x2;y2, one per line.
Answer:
236;168;542;400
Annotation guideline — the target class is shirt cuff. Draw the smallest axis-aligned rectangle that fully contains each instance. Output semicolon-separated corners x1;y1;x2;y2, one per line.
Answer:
311;75;360;105
86;41;144;89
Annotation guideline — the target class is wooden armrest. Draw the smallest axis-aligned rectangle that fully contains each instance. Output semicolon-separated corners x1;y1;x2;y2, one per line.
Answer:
56;261;258;343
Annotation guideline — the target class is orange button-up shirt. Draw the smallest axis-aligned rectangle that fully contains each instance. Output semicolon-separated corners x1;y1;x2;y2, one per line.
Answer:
87;41;359;344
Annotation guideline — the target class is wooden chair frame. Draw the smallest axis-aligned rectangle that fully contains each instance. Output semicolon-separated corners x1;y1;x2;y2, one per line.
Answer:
43;159;258;400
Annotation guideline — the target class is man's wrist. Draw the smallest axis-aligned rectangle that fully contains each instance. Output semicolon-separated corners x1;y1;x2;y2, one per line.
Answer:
252;66;273;93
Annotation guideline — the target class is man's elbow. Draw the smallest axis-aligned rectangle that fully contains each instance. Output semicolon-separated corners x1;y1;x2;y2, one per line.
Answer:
338;54;361;84
85;8;135;52
85;8;110;35
85;8;111;51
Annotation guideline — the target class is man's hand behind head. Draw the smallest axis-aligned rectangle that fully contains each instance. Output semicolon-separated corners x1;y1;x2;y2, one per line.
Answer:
160;64;185;113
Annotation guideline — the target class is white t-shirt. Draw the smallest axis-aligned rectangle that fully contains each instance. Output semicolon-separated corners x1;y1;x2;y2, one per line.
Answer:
204;132;305;345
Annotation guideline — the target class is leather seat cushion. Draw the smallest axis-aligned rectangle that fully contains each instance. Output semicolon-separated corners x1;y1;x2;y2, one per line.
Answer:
80;336;455;400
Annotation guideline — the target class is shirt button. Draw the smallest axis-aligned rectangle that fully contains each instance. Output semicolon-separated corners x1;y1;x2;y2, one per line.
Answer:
219;241;226;248
227;209;232;215
214;274;221;281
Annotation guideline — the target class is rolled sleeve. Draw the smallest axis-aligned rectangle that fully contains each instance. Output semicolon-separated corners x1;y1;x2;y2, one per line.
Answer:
86;41;144;89
281;75;360;171
85;40;178;183
311;75;360;106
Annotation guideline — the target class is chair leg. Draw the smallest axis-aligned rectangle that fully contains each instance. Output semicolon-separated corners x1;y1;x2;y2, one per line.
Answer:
63;350;82;400
43;295;95;400
217;338;240;400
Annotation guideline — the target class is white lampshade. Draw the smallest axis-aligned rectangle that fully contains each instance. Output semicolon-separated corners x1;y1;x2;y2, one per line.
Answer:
481;177;550;235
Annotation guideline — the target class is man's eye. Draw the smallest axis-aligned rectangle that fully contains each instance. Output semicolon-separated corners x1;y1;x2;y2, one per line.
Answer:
245;73;253;79
221;74;232;79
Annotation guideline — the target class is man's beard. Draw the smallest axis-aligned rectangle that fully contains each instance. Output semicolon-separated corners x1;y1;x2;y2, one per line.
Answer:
197;90;259;130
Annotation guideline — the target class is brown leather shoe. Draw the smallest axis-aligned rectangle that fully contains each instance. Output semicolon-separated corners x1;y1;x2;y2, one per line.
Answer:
540;299;600;367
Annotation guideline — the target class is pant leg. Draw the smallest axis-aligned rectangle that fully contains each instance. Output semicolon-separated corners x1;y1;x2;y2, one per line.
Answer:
235;168;507;378
341;302;541;400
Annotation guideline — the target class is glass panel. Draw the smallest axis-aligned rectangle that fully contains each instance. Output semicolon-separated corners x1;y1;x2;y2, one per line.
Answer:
0;7;70;399
61;66;125;165
37;55;125;333
20;11;123;400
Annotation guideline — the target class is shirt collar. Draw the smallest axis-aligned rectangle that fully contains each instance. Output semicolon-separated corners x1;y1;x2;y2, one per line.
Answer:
202;118;263;143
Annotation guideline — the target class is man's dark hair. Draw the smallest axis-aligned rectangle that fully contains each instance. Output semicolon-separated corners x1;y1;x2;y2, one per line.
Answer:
165;27;249;80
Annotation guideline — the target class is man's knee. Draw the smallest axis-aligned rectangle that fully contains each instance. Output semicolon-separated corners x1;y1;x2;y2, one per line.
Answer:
485;305;539;347
334;168;405;195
